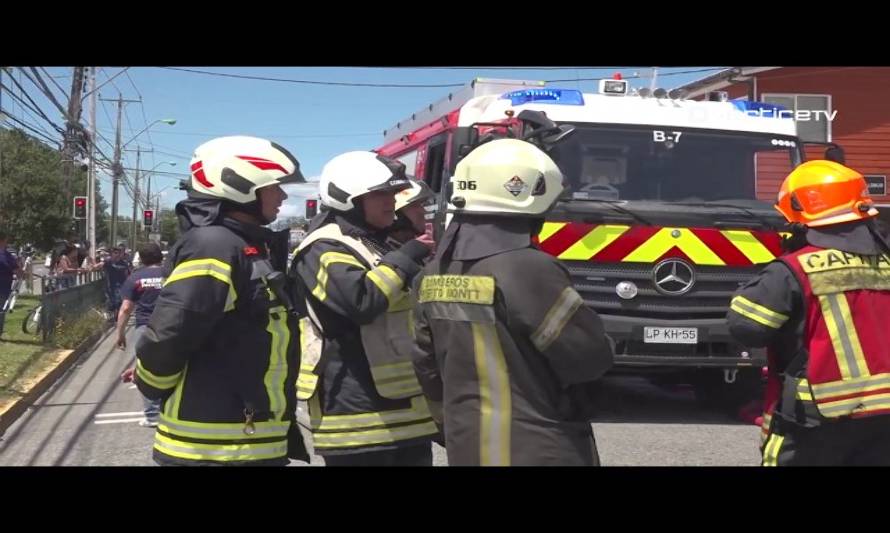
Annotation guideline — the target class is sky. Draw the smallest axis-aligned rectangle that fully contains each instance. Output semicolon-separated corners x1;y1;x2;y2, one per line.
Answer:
1;66;725;220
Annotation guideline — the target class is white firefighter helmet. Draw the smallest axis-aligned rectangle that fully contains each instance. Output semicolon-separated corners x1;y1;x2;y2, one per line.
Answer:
394;179;435;211
319;151;411;211
189;136;303;204
448;138;565;216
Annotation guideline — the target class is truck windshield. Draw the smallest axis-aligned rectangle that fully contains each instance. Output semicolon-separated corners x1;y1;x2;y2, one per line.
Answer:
548;124;801;204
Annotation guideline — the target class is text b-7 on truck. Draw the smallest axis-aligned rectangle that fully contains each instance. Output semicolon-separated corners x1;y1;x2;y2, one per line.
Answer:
376;76;822;411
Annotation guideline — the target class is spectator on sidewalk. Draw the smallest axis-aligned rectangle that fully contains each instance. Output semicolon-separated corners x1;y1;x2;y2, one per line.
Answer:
95;246;130;321
115;242;166;427
54;244;82;289
0;231;23;338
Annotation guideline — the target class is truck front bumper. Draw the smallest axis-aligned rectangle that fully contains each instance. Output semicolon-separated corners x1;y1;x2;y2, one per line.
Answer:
600;314;767;370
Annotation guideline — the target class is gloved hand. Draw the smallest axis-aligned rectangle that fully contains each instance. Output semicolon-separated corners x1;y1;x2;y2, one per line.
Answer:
415;223;436;252
781;224;808;254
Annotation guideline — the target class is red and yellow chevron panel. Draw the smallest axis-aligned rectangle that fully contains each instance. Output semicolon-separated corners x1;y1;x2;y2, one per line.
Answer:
534;223;783;266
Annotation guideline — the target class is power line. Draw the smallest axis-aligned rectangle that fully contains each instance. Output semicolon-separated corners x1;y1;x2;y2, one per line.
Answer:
158;66;726;88
159;67;466;88
124;69;160;168
98;126;379;141
122;103;136;145
3;100;59;141
84;67;130;101
19;67;69;121
152;149;192;161
0;110;62;146
94;129;117;154
1;72;66;133
0;110;58;144
401;67;628;70
544;67;725;83
99;95;116;133
119;167;187;177
124;69;142;100
39;66;70;101
101;67;126;97
0;82;65;136
112;129;381;139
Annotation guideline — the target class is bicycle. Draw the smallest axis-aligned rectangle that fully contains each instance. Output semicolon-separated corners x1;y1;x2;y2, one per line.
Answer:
2;278;23;314
0;278;24;338
21;274;59;336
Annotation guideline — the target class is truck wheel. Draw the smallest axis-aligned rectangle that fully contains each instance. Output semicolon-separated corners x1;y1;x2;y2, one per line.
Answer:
691;368;763;415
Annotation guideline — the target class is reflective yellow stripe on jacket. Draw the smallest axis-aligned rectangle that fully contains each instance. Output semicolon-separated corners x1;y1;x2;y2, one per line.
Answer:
310;396;438;450
165;258;237;312
729;296;789;329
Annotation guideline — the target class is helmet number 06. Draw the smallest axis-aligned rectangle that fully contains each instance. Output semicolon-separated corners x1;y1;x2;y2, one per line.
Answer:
456;180;477;191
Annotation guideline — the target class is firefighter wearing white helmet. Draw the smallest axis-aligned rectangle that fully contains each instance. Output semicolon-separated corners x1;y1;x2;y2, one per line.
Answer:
135;136;309;466
388;179;435;245
290;151;439;466
412;138;614;466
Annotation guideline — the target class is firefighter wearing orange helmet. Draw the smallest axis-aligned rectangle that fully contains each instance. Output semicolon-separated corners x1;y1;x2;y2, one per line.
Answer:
727;159;890;466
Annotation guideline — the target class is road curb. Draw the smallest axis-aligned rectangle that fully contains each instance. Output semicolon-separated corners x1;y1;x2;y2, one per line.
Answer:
0;325;114;436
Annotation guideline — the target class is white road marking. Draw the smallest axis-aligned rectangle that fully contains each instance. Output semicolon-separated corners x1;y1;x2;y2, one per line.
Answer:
95;411;145;418
94;417;146;425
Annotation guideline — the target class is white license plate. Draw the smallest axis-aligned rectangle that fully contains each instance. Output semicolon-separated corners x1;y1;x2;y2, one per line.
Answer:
644;327;698;344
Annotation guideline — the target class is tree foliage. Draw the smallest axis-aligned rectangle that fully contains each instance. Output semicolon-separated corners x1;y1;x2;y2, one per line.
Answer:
0;128;108;250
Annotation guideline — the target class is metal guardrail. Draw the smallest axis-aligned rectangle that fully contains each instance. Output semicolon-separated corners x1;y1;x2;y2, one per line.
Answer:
38;272;107;342
41;270;105;293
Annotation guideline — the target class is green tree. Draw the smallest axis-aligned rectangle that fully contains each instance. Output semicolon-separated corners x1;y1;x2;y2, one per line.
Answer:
158;208;180;245
284;216;308;228
0;128;109;251
1;129;69;249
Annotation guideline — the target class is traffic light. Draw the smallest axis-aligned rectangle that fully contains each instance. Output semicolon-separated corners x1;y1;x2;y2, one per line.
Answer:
143;209;155;230
73;196;87;219
305;199;318;218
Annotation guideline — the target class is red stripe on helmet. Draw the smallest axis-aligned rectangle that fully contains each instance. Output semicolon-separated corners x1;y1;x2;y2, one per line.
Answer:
190;161;213;188
236;155;288;175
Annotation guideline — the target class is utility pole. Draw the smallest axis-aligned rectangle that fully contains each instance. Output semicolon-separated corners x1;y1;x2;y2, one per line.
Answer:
145;169;151;213
125;146;154;249
61;67;86;209
131;147;141;250
145;167;152;242
101;94;138;247
87;67;97;260
111;96;123;248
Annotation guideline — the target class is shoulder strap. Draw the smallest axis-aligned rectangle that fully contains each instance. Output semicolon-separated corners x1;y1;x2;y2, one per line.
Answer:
296;222;379;267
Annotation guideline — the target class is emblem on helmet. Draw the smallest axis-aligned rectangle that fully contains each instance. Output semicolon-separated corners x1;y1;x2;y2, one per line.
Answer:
504;176;527;197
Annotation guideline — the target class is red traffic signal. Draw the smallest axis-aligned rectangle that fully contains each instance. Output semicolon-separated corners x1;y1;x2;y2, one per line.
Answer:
142;209;155;229
305;199;318;218
73;196;87;219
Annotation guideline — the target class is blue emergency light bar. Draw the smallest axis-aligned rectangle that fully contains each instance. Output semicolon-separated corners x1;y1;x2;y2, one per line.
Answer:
501;88;585;106
731;101;790;118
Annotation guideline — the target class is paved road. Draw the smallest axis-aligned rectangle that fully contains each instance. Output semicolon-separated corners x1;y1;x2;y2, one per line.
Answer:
0;325;157;466
0;326;761;466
